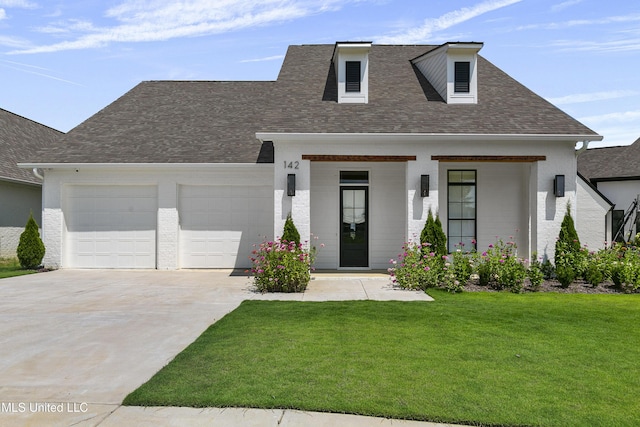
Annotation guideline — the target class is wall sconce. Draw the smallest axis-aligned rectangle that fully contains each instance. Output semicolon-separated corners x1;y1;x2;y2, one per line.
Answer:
554;175;565;197
287;174;296;196
420;175;429;197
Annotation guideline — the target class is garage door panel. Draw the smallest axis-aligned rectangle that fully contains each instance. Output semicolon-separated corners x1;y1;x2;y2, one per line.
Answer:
65;186;157;269
179;185;272;268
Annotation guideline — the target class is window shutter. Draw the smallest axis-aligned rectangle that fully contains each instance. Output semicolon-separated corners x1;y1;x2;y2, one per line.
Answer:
454;62;470;93
345;61;361;92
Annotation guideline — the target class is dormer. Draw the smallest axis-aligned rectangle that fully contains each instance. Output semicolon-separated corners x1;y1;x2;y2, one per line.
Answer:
332;41;372;104
412;42;483;104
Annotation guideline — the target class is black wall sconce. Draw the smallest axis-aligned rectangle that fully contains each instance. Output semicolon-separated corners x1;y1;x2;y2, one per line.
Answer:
287;174;296;196
554;174;565;197
420;175;429;197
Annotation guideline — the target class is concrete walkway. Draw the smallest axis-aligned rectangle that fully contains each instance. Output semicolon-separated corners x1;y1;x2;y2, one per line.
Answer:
0;270;468;427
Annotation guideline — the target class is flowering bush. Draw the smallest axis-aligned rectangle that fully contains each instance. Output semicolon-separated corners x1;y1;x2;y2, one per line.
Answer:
527;253;545;291
610;245;640;293
475;238;527;293
389;241;443;290
250;239;317;293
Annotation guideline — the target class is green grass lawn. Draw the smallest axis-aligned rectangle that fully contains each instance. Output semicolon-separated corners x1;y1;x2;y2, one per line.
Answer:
0;258;36;279
124;291;640;426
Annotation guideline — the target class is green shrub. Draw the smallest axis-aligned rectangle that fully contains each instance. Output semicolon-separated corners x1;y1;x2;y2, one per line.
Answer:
610;247;640;293
476;239;526;293
281;213;301;245
251;239;314;292
16;213;45;269
390;241;444;290
554;203;584;287
420;209;447;257
527;254;545;291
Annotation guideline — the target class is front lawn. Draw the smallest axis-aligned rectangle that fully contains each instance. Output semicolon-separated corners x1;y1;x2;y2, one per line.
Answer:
0;258;36;279
124;292;640;426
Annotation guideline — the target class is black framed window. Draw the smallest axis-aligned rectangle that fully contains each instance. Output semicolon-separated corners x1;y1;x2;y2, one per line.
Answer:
340;171;369;184
612;209;625;242
345;61;361;93
448;170;476;252
454;61;470;93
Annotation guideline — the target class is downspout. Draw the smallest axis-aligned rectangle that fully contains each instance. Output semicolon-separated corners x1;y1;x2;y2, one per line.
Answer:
32;168;44;180
575;140;590;156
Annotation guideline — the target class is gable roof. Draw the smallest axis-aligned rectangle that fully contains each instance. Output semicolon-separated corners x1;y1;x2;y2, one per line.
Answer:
0;108;62;184
30;43;599;165
578;137;640;182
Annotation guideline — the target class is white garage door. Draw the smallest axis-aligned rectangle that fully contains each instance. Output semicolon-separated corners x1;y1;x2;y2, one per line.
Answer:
65;186;157;268
179;185;273;268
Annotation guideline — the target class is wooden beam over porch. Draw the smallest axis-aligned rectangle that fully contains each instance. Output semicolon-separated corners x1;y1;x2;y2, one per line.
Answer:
431;155;546;162
301;155;417;162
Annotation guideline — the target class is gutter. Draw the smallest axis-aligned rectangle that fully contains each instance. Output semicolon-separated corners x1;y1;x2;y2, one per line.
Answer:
32;168;44;180
575;140;590;156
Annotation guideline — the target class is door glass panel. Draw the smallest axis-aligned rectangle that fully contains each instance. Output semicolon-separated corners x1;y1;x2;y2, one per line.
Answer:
340;187;368;267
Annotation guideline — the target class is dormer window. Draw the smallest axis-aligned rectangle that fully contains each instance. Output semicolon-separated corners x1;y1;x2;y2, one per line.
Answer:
411;42;483;104
333;42;371;103
454;62;470;93
345;61;361;92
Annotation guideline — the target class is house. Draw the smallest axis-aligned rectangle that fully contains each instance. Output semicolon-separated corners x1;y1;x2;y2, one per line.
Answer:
0;108;62;258
20;41;605;270
578;138;640;242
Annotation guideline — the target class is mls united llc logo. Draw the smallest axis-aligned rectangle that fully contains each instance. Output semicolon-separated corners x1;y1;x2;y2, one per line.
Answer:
1;402;88;413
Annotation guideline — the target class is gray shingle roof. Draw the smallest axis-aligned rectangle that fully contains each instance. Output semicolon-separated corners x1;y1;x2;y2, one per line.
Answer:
33;43;598;164
0;108;62;184
578;137;640;181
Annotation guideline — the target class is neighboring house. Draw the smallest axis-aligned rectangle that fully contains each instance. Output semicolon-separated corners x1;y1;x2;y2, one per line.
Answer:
21;41;605;270
578;138;640;242
0;108;62;258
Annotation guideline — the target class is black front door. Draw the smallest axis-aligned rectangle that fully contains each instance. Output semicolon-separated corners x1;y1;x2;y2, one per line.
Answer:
340;186;368;267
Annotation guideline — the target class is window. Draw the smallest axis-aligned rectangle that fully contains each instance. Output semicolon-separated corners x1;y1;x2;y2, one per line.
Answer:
612;210;625;242
340;171;368;184
448;170;476;252
345;61;361;92
454;61;470;93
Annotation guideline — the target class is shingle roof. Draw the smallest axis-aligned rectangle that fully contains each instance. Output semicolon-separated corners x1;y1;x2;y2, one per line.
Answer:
32;43;598;164
578;137;640;181
0;108;62;184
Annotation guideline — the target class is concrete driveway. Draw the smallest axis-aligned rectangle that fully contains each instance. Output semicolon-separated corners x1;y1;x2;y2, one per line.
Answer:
0;269;431;426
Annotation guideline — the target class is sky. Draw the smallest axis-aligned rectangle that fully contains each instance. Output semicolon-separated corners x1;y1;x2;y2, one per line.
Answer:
1;0;639;148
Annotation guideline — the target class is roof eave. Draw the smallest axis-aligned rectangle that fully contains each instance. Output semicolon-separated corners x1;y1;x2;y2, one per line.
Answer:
256;132;603;144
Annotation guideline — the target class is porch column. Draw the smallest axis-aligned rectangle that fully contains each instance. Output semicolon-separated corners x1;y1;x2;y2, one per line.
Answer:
273;153;310;244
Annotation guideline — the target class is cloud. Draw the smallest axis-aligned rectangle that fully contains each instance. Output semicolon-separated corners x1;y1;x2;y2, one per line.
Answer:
0;34;34;49
9;0;356;54
551;38;640;53
579;110;640;125
240;54;285;63
376;0;522;44
547;90;640;105
517;13;640;31
0;8;5;19
551;0;583;12
0;0;37;7
0;60;84;86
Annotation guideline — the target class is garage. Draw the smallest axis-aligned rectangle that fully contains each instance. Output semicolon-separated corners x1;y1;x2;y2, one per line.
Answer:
178;185;273;268
64;185;157;268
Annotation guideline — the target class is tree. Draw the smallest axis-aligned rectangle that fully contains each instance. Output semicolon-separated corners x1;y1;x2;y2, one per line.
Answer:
17;212;45;269
281;212;301;245
554;203;583;287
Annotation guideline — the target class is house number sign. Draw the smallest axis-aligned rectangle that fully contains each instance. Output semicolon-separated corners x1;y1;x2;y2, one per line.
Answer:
284;161;300;169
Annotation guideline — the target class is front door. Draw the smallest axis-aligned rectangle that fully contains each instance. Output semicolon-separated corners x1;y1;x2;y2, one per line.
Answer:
340;187;368;267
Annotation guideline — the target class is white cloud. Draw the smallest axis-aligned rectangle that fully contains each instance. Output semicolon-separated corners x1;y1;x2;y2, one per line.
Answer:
0;34;34;49
517;13;640;31
9;0;357;54
0;0;37;8
551;0;583;12
579;110;640;125
547;90;640;105
0;8;6;19
376;0;522;44
551;38;640;53
240;54;285;63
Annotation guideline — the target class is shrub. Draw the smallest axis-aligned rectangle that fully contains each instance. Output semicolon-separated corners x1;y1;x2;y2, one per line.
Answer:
476;239;526;293
610;246;640;293
251;239;314;293
16;213;45;269
554;203;584;287
420;209;447;257
281;213;301;245
389;241;444;290
527;254;544;291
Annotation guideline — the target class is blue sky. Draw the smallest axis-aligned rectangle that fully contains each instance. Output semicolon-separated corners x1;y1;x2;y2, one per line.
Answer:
1;0;638;148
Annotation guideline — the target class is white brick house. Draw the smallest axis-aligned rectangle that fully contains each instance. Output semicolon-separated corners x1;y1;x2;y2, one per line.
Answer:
20;42;606;270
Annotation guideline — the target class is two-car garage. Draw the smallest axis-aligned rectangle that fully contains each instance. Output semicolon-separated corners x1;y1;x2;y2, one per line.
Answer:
63;183;273;269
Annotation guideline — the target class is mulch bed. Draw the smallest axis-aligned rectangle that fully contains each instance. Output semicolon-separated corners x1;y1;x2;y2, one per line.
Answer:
464;279;635;294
